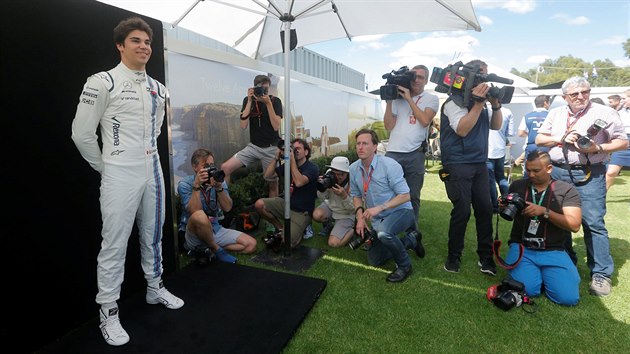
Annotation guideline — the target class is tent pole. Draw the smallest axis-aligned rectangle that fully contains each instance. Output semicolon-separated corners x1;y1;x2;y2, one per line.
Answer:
282;20;292;255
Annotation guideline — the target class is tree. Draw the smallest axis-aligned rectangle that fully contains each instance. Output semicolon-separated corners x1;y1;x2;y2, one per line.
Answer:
511;55;630;87
624;38;630;58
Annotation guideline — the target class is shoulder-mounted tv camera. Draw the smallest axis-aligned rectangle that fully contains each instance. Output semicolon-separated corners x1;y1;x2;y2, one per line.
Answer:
379;66;417;100
429;61;515;107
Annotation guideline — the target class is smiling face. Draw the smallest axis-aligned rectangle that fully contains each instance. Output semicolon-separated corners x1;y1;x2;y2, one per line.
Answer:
116;29;152;71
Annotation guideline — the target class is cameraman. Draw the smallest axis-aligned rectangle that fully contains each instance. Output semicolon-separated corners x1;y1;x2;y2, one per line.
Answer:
350;129;420;283
502;151;582;306
221;74;283;198
255;138;319;248
439;59;502;275
312;156;356;247
178;148;257;263
535;76;628;297
383;64;439;234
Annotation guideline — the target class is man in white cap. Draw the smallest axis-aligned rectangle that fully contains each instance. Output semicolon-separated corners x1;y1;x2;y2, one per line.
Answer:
312;156;356;247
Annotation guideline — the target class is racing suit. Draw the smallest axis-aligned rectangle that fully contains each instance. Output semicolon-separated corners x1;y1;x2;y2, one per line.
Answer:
71;62;167;305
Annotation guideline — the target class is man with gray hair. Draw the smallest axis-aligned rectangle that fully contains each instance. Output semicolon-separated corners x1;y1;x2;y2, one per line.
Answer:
536;76;628;297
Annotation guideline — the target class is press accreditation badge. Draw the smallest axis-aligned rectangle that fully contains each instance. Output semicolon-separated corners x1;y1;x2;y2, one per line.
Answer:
409;115;416;124
527;220;540;235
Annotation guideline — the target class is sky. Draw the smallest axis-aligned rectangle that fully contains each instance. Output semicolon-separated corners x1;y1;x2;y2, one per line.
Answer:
305;0;630;92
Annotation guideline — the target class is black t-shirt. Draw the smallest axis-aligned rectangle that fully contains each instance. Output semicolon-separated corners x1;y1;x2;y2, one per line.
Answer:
241;96;282;147
275;160;319;213
507;178;580;250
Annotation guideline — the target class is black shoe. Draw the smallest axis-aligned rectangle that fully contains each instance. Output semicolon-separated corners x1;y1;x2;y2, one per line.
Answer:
386;266;412;283
444;256;461;273
478;258;497;276
413;230;425;258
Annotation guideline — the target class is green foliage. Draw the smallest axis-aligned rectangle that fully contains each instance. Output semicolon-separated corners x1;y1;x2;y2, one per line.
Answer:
228;172;267;210
511;55;630;87
624;38;630;58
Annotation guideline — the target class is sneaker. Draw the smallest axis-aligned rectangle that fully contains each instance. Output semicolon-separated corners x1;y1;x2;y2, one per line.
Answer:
478;258;497;276
99;307;129;346
319;220;334;236
215;247;237;264
303;224;314;239
146;281;184;309
444;256;461;273
589;274;612;296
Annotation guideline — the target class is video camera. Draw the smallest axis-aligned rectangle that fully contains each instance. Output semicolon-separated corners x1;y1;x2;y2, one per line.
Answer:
429;61;515;107
203;163;226;184
379;66;417;100
499;193;526;221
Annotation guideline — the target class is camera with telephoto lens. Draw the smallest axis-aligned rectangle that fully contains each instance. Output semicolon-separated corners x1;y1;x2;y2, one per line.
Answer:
253;84;268;97
379;66;417;100
203;163;226;183
487;278;527;311
316;169;338;192
348;228;378;250
262;230;283;252
499;193;526;221
429;61;515;107
576;118;607;149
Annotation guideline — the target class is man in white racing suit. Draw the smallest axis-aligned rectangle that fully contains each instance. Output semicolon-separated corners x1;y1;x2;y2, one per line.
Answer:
71;17;183;347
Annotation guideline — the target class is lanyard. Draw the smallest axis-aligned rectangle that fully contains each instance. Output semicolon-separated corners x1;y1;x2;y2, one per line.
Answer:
565;102;591;131
361;164;375;198
529;185;547;220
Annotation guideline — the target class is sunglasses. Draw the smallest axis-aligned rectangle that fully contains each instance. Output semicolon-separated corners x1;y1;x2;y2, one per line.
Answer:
566;89;591;99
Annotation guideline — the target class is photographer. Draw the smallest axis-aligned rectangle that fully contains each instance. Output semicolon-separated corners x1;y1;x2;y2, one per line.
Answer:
254;138;319;248
502;151;582;306
536;76;628;297
439;59;502;275
178;148;257;263
383;65;439;235
221;74;283;198
312;156;356;247
350;129;420;283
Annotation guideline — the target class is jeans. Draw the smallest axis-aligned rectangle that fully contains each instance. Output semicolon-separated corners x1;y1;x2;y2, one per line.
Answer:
442;163;494;259
486;157;509;210
506;244;580;306
386;149;425;225
551;164;613;278
368;208;415;269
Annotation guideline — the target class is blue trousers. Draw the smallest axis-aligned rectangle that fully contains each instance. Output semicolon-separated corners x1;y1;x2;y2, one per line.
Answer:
368;208;415;269
506;244;580;306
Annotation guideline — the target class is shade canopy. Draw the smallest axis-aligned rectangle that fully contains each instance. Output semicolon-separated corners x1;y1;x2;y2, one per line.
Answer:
98;0;481;59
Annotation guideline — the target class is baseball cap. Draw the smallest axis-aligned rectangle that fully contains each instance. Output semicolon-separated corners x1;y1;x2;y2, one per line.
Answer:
326;156;350;173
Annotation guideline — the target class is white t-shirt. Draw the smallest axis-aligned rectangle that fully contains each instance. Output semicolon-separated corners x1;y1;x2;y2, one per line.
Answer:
387;91;439;152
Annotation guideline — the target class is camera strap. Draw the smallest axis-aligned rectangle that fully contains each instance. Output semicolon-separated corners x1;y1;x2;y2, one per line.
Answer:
492;217;523;270
561;137;592;186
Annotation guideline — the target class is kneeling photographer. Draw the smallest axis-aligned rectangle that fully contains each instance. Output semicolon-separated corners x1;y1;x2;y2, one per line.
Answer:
312;156;356;247
500;151;582;306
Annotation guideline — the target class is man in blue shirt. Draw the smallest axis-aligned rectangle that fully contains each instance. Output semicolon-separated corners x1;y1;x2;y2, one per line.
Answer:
349;129;420;283
518;95;550;178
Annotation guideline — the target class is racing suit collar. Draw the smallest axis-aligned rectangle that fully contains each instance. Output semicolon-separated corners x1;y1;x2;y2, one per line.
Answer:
117;62;147;84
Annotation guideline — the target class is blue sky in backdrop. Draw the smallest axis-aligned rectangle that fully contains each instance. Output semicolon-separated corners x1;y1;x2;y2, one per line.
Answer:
306;0;630;91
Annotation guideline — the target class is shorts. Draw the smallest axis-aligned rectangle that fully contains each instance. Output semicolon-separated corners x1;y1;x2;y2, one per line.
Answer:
261;197;311;248
235;143;278;182
184;222;241;250
317;203;354;240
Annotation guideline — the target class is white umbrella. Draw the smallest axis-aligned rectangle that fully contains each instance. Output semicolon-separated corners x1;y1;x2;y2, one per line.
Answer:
98;0;481;250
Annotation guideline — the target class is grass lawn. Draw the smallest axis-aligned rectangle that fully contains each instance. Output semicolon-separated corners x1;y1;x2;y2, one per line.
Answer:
234;165;630;353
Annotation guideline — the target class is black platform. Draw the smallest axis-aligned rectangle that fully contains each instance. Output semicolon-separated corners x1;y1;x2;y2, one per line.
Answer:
38;262;327;354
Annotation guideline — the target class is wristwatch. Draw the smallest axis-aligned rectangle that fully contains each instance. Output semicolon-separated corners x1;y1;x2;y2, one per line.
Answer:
543;209;550;219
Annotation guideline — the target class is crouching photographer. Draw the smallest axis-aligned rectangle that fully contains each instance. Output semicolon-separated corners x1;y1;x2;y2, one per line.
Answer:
500;150;582;306
312;156;356;247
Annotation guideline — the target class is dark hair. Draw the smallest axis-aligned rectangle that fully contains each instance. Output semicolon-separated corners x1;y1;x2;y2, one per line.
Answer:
526;150;551;166
113;17;153;44
465;59;487;69
355;128;379;145
254;74;271;86
608;94;621;101
534;94;549;108
291;138;311;159
190;148;214;167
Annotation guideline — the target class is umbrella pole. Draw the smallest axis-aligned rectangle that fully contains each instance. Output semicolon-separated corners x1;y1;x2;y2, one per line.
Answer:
282;20;292;256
